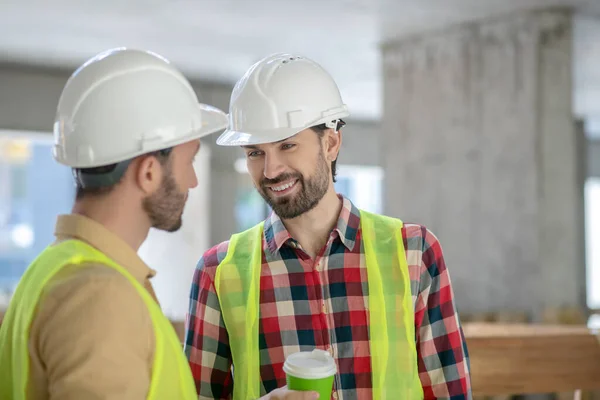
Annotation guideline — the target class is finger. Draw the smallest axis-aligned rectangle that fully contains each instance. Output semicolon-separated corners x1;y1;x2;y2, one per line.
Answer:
288;391;320;400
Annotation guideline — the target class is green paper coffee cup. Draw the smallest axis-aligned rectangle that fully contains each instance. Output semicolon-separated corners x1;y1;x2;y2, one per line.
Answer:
283;349;337;399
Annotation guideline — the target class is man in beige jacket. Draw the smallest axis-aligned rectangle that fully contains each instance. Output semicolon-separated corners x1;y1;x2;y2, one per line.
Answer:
0;47;228;399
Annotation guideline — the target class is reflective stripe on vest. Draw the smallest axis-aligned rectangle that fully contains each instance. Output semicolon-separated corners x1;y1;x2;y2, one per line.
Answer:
214;209;424;399
0;240;197;400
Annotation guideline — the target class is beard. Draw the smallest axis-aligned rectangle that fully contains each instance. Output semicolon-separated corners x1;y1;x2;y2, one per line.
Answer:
142;165;187;232
257;150;330;219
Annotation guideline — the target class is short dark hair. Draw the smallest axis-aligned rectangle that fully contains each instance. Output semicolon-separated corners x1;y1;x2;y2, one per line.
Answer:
310;119;345;183
74;148;172;200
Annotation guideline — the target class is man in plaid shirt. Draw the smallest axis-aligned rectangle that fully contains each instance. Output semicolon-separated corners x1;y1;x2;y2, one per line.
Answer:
185;53;472;400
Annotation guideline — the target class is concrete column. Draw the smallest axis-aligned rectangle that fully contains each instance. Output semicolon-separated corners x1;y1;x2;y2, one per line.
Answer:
381;9;585;318
588;138;600;178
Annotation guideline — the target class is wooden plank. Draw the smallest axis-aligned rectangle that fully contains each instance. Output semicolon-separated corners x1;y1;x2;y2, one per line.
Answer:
464;322;594;337
465;324;600;396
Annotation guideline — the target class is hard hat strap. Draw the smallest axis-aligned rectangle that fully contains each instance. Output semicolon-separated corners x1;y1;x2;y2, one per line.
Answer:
324;119;346;133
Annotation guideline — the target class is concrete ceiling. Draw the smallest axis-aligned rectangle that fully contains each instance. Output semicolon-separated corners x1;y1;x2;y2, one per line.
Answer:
0;0;599;131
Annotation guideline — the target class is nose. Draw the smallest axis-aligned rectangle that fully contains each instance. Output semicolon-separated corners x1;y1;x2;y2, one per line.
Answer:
263;152;286;180
189;169;199;189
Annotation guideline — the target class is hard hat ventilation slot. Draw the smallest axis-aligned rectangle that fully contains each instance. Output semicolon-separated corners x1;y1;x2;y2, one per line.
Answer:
282;56;300;64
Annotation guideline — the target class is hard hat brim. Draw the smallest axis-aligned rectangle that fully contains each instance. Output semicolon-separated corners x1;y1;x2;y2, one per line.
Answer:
56;103;228;169
193;103;229;140
161;102;228;149
216;126;302;147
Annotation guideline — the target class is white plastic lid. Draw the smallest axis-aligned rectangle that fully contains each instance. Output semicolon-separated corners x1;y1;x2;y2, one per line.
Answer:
282;349;337;380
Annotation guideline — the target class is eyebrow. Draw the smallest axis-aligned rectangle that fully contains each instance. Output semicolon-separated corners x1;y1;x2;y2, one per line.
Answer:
241;138;289;151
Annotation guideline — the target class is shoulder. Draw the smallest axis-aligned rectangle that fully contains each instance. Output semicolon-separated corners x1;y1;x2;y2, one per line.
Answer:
360;211;442;252
32;262;153;358
194;240;231;279
42;263;146;306
367;213;446;265
401;223;443;254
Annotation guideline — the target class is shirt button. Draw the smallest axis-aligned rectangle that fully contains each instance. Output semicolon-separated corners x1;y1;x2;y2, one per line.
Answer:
321;303;326;313
332;392;338;399
327;346;333;355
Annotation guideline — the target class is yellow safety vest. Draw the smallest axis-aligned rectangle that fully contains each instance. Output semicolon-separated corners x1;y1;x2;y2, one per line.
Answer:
0;239;197;400
215;210;424;399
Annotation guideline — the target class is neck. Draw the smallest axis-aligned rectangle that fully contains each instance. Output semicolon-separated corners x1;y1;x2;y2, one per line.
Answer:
72;194;151;251
282;187;342;258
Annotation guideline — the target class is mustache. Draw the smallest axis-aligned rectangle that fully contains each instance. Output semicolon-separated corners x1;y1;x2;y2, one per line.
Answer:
260;172;301;187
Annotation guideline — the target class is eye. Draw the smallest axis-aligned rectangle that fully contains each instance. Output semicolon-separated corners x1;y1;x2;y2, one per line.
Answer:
281;143;295;150
247;150;263;158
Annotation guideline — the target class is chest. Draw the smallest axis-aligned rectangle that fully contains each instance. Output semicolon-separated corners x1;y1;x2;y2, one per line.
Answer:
260;242;369;319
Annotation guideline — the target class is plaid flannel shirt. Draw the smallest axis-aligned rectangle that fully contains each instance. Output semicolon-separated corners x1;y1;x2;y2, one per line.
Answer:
185;195;471;399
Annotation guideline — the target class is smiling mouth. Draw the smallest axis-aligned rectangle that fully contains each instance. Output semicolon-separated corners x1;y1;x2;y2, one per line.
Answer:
267;179;299;196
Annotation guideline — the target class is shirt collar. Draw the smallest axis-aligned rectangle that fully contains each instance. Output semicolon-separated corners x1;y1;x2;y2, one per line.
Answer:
263;194;361;255
54;214;156;284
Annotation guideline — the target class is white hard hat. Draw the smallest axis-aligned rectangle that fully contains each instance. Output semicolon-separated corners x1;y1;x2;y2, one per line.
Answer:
53;47;228;169
216;53;349;146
